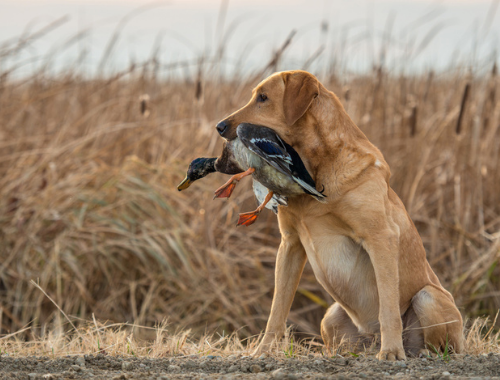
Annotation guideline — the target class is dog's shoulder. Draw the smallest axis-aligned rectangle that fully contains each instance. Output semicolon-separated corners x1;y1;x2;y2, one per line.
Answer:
327;137;390;192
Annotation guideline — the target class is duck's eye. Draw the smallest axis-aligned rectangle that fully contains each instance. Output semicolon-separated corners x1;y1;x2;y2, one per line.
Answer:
257;93;268;103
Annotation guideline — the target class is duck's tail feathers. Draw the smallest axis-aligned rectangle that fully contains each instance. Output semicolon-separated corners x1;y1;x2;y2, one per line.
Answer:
293;176;327;202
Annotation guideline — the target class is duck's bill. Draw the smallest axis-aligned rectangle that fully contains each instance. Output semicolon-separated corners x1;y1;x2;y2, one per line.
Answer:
177;177;192;191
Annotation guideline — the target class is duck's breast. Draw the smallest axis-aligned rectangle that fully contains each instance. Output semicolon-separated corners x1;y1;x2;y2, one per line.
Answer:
254;164;302;196
230;139;253;169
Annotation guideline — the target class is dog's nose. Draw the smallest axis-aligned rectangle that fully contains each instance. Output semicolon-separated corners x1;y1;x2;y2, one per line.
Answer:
216;121;227;136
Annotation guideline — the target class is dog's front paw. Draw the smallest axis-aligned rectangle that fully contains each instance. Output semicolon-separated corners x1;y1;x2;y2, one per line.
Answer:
377;347;406;361
250;330;282;357
250;345;267;358
251;339;273;357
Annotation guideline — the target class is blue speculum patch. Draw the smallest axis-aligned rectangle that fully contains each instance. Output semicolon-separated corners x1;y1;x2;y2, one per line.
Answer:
254;140;283;156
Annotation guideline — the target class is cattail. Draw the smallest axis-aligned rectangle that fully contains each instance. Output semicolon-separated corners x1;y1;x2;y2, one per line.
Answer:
343;86;350;102
195;70;203;101
139;94;150;118
456;83;470;135
482;62;497;133
194;59;204;102
490;62;497;106
409;104;418;137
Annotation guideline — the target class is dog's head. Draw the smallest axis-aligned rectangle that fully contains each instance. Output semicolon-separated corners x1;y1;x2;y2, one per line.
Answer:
216;70;320;144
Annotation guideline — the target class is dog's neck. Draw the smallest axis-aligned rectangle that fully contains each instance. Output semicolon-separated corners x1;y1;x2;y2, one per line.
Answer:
289;86;369;187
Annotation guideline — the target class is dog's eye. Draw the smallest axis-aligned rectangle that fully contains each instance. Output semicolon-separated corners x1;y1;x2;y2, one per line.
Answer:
257;93;268;103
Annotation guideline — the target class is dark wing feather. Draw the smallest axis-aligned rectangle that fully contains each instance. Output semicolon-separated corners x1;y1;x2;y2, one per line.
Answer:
237;123;326;200
237;125;293;177
281;140;326;200
253;139;288;158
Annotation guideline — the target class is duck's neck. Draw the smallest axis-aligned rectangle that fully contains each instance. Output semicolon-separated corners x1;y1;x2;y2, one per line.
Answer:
215;142;245;175
204;157;217;176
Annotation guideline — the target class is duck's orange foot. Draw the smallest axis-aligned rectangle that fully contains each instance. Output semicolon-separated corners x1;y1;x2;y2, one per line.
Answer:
214;182;236;199
237;211;261;226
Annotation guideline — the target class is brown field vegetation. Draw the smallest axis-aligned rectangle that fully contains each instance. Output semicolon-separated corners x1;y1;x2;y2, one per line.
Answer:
0;28;499;357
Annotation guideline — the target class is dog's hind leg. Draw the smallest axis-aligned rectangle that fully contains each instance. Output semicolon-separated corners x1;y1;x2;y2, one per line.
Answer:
411;285;464;354
321;303;375;354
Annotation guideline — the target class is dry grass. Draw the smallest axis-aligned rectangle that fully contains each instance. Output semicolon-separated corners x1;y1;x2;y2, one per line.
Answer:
1;316;499;358
0;20;499;356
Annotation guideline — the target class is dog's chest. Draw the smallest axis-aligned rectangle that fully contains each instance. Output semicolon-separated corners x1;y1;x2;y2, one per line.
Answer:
295;220;379;327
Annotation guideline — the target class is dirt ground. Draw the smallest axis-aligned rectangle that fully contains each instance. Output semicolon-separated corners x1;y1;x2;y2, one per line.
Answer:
1;353;499;380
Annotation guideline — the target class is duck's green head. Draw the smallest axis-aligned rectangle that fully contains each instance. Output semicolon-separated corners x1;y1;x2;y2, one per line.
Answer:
177;157;217;191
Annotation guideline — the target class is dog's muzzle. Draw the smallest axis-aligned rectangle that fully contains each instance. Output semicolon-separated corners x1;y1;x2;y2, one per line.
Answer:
216;120;228;136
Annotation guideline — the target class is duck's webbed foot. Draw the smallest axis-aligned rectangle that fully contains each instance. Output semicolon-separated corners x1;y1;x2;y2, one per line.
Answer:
237;211;261;226
213;167;255;199
237;191;274;226
213;182;237;199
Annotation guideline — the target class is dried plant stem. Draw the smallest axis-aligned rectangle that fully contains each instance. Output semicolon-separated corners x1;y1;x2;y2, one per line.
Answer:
30;280;84;342
456;82;470;134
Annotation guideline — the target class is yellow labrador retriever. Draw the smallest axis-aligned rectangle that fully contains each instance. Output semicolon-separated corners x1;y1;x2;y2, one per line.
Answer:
215;70;463;360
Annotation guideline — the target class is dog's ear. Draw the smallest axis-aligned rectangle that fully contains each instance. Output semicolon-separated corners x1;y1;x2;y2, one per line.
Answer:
283;71;319;126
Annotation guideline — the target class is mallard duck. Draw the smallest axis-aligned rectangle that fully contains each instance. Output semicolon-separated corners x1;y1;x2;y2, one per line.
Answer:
178;124;325;226
177;156;287;213
213;123;326;225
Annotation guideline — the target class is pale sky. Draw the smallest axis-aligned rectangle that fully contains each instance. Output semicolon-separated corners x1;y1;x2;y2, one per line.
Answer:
1;0;498;76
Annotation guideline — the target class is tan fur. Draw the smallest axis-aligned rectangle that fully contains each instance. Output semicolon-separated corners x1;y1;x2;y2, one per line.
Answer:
217;70;464;360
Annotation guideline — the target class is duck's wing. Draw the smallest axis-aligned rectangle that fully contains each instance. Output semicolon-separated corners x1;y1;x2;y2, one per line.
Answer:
237;123;292;175
237;124;326;200
281;140;326;200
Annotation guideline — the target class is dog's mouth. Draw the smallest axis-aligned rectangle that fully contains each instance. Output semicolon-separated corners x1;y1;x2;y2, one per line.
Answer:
222;131;239;141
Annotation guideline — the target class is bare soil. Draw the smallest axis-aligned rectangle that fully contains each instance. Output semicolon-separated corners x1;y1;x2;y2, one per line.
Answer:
1;354;500;380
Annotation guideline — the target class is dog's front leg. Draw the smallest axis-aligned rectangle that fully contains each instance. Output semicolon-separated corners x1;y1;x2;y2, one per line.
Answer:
364;233;406;361
252;234;307;356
